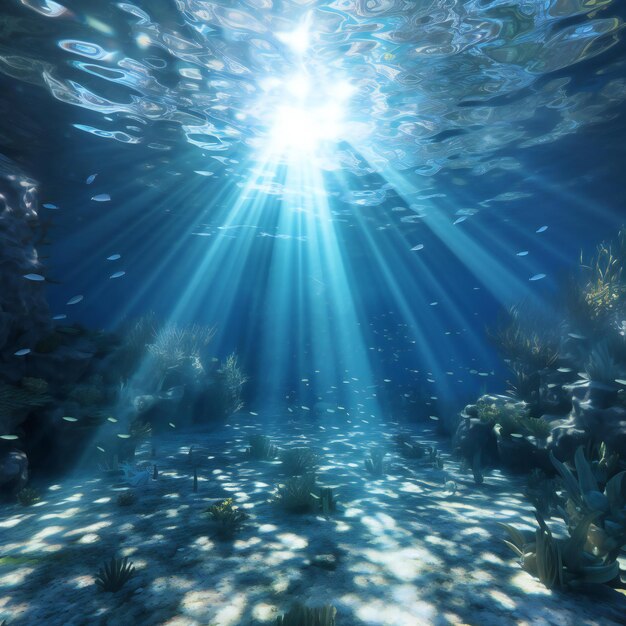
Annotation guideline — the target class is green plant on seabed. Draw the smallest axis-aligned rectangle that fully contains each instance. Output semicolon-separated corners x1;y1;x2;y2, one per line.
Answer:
312;487;339;515
275;603;337;626
16;487;40;506
248;434;278;460
280;447;318;476
205;498;249;539
272;475;317;513
365;449;386;477
95;556;135;592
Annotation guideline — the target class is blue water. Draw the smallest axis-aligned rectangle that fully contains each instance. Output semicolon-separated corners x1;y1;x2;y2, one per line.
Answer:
1;1;626;624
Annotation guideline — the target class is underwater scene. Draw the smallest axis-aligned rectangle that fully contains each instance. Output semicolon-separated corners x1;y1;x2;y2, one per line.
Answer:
2;0;626;625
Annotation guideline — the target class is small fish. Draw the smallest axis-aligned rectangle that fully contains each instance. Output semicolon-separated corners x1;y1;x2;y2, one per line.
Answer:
529;273;546;281
0;434;19;440
109;271;126;279
14;348;31;356
430;302;438;306
52;314;67;320
106;254;121;261
429;415;439;421
557;367;572;373
86;174;97;184
411;244;424;251
62;416;78;422
66;295;84;305
453;216;467;225
536;225;548;233
91;193;111;202
43;203;59;209
96;446;105;452
194;170;214;176
107;417;118;423
249;411;258;416
516;251;529;256
168;422;176;428
117;434;132;439
511;433;524;439
24;273;45;281
568;332;586;340
301;406;310;411
615;379;626;386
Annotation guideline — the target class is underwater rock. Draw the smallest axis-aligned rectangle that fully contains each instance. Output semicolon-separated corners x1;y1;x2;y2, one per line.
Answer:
0;449;28;494
0;158;51;373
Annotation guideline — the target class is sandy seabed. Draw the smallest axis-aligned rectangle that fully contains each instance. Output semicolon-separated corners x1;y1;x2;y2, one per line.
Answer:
1;413;625;626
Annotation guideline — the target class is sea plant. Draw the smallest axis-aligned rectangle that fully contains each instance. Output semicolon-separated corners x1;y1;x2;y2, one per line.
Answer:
16;487;40;506
247;434;278;460
95;556;135;592
365;449;386;477
550;447;626;560
582;342;621;385
0;380;51;414
312;487;338;515
272;474;317;513
205;498;249;539
116;491;137;507
395;434;426;459
217;353;248;414
525;469;562;518
275;603;336;626
281;447;318;475
500;510;620;589
147;322;215;370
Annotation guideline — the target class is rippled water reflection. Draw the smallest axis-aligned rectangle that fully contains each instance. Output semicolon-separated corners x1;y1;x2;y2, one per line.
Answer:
1;0;625;181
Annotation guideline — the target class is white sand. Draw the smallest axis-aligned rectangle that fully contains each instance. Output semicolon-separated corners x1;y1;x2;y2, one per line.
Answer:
1;414;624;626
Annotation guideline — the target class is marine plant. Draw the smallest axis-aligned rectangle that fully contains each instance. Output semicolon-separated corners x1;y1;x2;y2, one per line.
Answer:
116;491;137;507
395;434;426;459
364;449;386;477
525;469;562;518
95;556;135;592
500;510;620;589
582;342;621;385
550;447;626;561
272;474;317;513
205;498;249;539
0;380;51;414
217;353;247;414
147;322;215;370
281;447;318;476
247;434;278;460
275;603;337;626
312;487;339;515
16;487;40;506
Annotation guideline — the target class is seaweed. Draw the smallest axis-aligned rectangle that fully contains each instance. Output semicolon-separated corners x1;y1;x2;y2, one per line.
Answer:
205;498;249;539
275;603;336;626
281;447;318;475
16;487;40;506
364;449;386;477
272;475;317;513
247;434;278;460
95;556;135;592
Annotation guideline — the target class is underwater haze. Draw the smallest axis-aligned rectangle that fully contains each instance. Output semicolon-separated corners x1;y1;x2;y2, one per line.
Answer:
1;0;626;625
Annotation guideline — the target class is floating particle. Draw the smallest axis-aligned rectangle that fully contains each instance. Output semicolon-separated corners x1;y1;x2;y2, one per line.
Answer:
109;271;126;279
91;193;111;202
529;273;546;281
453;216;467;225
14;348;31;356
43;203;59;209
67;295;84;305
52;314;67;320
516;251;529;256
86;174;97;184
106;254;121;261
568;332;586;340
24;273;45;281
536;225;548;233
